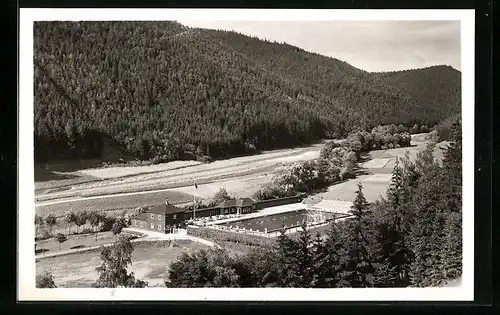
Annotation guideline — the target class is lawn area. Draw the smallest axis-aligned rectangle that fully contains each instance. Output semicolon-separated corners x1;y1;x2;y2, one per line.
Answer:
35;162;103;191
318;134;450;203
36;239;211;287
35;231;136;254
35;189;195;218
79;160;202;179
320;174;392;202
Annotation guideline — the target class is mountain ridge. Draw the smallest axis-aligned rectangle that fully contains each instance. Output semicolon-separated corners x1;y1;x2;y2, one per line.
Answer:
34;21;461;163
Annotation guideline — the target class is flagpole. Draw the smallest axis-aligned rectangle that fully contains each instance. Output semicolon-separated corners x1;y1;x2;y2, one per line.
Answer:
193;180;196;221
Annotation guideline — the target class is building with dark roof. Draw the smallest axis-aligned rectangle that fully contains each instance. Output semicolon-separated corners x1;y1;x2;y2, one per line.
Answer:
235;198;255;215
213;198;256;216
131;199;185;233
130;194;307;233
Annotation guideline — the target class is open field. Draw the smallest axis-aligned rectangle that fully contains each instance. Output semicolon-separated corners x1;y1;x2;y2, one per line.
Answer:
320;133;449;202
79;160;203;179
36;231;136;254
35;167;100;195
36;190;194;217
35;143;323;216
170;173;273;199
320;174;392;202
36;240;210;287
35;143;323;198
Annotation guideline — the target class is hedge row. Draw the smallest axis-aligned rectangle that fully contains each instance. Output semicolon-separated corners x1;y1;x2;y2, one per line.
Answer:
187;226;273;247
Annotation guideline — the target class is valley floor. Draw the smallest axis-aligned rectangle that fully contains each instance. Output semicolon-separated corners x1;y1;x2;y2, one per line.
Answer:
34;133;447;219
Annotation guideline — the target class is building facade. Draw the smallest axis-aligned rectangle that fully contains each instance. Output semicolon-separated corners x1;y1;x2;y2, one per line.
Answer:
185;197;258;219
131;194;307;233
131;200;186;233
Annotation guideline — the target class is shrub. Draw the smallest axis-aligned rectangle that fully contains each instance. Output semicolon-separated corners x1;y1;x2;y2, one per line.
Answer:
36;271;57;288
132;206;148;216
435;115;460;141
112;220;124;235
44;213;57;235
409;124;420;134
54;233;67;250
420;125;429;133
100;216;116;232
39;230;52;240
187;226;273;247
197;155;213;163
81;228;93;234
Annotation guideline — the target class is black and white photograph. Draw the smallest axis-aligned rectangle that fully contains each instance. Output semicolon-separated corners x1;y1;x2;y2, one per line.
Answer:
18;9;475;301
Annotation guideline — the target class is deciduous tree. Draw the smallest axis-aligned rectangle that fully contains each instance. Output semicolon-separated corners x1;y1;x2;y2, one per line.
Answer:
95;235;147;288
36;271;57;288
54;233;67;250
44;213;57;236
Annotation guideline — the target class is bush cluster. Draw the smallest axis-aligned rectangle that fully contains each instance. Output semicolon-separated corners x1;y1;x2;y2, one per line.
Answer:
187;226;273;247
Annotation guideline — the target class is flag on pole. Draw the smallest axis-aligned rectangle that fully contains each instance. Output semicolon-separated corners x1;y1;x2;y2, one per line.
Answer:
193;180;197;220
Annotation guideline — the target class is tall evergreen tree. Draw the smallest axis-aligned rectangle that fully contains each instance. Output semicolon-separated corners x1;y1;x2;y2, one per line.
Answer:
408;166;449;287
340;183;375;287
294;222;314;287
319;221;347;288
275;226;300;287
380;158;414;286
442;118;462;213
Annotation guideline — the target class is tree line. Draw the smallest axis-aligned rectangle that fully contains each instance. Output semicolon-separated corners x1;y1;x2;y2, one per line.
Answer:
34;21;461;164
35;210;131;243
165;119;462;288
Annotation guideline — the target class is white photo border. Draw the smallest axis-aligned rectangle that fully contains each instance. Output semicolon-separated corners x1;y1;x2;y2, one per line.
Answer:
18;8;475;301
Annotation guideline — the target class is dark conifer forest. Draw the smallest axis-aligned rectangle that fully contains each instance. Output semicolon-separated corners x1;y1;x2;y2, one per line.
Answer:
34;21;461;163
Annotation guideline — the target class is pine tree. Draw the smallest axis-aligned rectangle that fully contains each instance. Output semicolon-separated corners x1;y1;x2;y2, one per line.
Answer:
442;118;462;213
341;183;375;287
310;232;326;287
387;157;404;231
294;222;314;287
442;119;462;173
275;226;299;287
379;157;414;287
350;182;370;220
320;221;347;288
438;211;462;282
408;166;448;287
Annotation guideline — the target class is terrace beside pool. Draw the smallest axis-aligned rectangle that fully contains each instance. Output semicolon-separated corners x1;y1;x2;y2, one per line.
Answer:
191;199;354;238
204;202;306;226
218;209;336;233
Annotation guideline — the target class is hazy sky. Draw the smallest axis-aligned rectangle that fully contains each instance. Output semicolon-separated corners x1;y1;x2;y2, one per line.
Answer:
177;20;461;72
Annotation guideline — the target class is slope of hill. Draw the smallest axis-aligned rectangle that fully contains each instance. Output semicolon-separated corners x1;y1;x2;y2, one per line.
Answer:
373;65;462;119
34;21;461;164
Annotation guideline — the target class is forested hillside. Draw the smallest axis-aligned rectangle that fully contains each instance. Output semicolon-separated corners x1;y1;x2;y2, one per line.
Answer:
34;21;461;163
373;65;462;119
